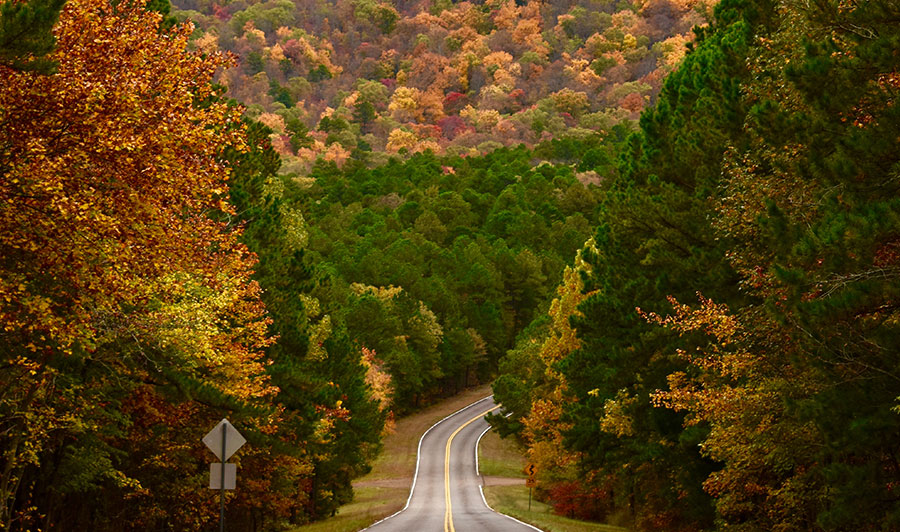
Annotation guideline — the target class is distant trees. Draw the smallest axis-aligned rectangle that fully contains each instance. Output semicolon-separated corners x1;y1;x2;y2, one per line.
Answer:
173;0;713;168
295;138;619;407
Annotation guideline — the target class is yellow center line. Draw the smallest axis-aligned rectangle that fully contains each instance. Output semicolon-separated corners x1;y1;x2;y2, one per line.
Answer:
444;406;500;532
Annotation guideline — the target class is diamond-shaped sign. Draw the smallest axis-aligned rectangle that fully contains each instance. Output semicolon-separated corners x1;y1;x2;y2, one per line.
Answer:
203;419;246;461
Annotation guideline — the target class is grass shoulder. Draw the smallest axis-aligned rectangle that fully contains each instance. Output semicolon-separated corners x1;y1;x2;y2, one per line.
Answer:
478;430;629;532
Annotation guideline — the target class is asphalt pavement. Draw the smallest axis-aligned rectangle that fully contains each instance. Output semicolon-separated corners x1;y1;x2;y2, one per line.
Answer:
365;396;540;532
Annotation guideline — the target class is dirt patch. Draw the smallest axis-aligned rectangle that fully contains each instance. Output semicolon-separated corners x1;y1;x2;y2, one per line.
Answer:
483;476;526;487
353;478;412;489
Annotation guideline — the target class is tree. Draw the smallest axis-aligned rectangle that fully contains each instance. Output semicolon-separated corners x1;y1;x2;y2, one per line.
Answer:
673;1;900;528
553;0;769;528
0;1;274;527
0;0;66;73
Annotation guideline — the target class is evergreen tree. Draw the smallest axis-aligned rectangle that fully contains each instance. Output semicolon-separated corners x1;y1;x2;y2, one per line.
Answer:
550;0;775;527
0;0;66;73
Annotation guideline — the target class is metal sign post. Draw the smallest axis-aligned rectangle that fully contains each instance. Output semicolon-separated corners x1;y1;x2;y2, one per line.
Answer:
524;463;537;511
220;423;226;532
203;419;246;532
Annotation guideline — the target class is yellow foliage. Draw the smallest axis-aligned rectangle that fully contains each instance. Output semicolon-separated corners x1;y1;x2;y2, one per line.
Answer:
193;31;219;55
599;389;637;437
243;22;266;47
349;283;404;300
361;346;394;435
389;86;423;122
257;112;286;132
483;51;513;69
460;105;501;132
386;128;419;152
267;43;285;62
521;266;594;484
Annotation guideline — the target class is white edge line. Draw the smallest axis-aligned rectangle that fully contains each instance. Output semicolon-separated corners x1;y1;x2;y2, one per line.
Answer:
479;484;544;532
475;425;491;475
360;394;495;531
476;425;545;532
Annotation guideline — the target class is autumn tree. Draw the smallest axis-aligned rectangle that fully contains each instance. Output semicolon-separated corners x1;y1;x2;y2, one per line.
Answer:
657;0;900;528
0;0;275;528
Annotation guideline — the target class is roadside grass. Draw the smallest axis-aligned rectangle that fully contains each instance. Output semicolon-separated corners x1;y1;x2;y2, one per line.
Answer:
478;429;526;478
482;484;629;532
291;384;493;532
478;429;629;532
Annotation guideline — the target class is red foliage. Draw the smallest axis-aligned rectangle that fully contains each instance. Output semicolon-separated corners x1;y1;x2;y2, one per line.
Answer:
437;115;467;139
547;480;613;521
211;3;230;21
282;39;304;63
442;91;467;112
413;123;442;139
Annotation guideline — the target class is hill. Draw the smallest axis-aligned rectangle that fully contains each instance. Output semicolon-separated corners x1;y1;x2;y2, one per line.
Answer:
171;0;714;171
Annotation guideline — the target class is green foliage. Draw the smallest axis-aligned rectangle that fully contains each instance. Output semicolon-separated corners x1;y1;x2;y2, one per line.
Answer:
352;0;398;34
269;79;294;107
142;0;175;30
246;51;265;75
496;0;900;530
496;0;767;528
308;64;332;82
228;0;295;35
226;118;386;524
298;140;620;407
0;0;65;73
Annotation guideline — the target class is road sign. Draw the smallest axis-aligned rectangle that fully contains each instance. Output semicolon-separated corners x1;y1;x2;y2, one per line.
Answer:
203;419;246;461
210;463;236;490
525;477;537;488
524;463;537;477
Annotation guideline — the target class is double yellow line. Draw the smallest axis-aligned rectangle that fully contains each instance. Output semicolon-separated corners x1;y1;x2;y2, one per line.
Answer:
443;406;500;532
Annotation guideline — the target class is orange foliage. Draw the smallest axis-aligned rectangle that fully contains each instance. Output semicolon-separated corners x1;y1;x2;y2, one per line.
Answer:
362;347;395;434
0;0;276;525
643;295;821;524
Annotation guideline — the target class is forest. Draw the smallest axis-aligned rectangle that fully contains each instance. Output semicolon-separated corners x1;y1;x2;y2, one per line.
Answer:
1;0;899;530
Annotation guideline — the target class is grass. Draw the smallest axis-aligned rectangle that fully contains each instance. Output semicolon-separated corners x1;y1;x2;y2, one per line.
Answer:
482;485;629;532
478;429;527;478
478;429;629;532
291;384;493;532
292;486;407;532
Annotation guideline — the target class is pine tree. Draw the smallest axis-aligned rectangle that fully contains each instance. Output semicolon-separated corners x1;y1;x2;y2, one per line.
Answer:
556;0;774;527
0;0;66;73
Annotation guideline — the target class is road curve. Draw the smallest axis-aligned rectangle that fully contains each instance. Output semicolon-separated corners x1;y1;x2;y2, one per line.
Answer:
364;396;540;532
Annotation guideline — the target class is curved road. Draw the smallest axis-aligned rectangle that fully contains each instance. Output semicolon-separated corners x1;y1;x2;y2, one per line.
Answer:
365;396;540;532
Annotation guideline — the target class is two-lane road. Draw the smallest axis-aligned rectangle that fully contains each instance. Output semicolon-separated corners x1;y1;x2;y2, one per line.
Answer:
366;396;540;532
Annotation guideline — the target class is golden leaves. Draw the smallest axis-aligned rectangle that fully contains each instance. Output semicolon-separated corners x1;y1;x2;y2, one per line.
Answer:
0;1;276;519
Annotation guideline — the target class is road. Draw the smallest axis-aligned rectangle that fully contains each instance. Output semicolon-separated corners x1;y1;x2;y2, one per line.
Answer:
365;396;540;532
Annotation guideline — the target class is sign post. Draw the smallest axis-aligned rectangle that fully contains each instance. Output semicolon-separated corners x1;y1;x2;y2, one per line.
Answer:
219;423;225;532
524;463;537;511
203;419;246;532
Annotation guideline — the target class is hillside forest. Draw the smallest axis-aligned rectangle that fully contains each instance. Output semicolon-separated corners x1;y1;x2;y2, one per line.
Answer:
2;0;900;531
